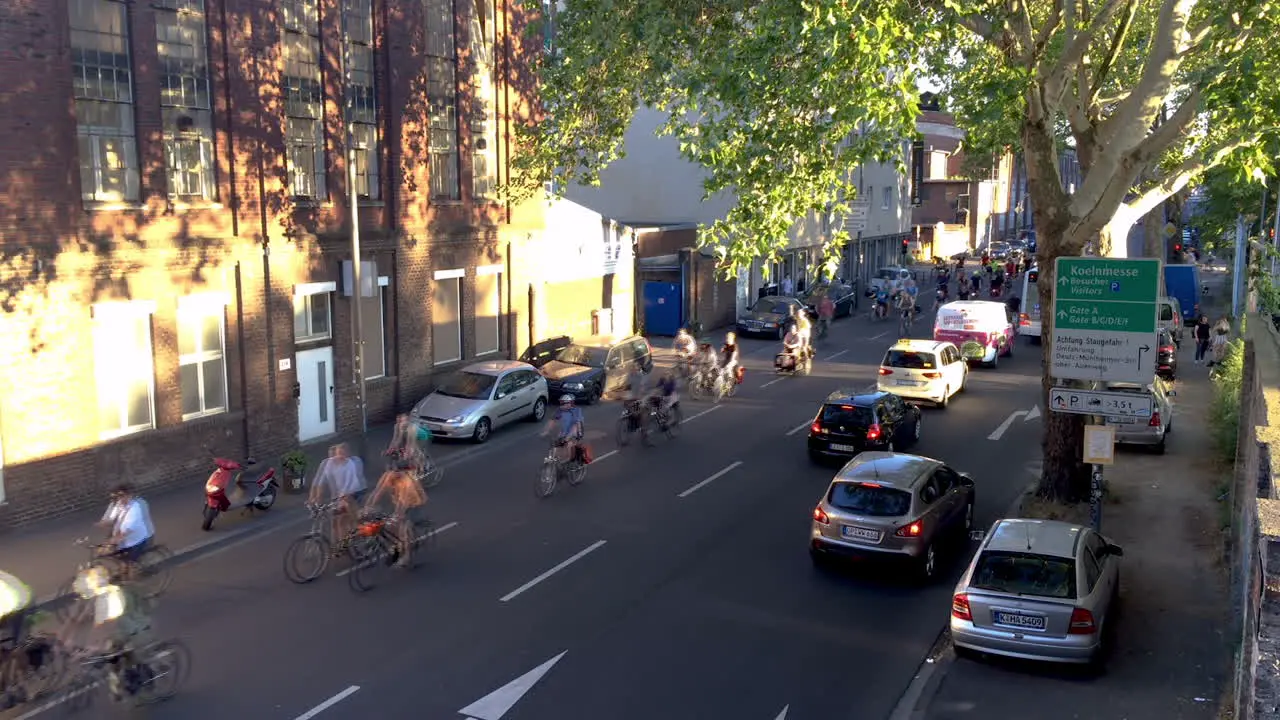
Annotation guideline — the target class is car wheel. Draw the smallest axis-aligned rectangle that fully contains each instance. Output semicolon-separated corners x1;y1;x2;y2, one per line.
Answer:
959;368;968;392
530;397;547;422
939;387;950;409
1154;433;1167;455
588;384;603;404
473;417;492;443
775;326;785;341
917;543;937;581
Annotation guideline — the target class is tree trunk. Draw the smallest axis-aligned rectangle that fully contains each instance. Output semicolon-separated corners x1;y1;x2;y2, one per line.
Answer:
1023;118;1091;503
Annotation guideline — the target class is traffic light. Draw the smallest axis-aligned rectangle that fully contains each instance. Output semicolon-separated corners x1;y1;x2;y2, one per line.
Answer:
1174;243;1181;252
902;238;910;250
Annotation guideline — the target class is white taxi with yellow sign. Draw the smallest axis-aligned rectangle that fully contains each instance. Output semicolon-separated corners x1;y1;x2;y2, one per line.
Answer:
877;339;969;408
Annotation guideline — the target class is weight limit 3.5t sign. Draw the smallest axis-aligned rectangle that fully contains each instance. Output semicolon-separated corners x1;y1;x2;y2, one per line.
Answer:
1050;258;1161;385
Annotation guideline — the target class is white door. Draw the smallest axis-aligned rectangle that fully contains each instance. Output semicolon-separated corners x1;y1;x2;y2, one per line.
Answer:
296;346;335;441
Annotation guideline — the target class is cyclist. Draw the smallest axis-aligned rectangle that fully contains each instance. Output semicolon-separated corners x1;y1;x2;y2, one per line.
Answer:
895;286;916;330
650;370;679;420
364;467;427;568
72;564;155;701
624;361;649;428
817;293;835;338
100;484;155;570
541;394;585;464
696;342;719;390
387;413;428;472
791;305;813;358
0;570;31;651
673;328;697;377
873;284;890;319
720;331;740;387
777;324;803;371
309;443;368;550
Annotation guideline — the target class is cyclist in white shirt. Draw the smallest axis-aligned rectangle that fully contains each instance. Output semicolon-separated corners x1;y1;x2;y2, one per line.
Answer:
101;485;155;564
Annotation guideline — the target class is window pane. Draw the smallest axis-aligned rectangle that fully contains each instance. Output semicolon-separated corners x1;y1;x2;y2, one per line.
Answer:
310;294;330;336
202;312;222;354
179;362;201;416
126;374;152;428
432;277;460;363
202;357;227;412
178;317;197;356
475;272;499;355
361;287;385;378
293;296;309;338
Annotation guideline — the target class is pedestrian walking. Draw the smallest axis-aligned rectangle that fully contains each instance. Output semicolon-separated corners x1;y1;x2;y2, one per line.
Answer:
1193;314;1211;364
1209;316;1231;366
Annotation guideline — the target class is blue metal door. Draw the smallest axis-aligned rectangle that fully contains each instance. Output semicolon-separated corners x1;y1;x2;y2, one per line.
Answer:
643;281;682;336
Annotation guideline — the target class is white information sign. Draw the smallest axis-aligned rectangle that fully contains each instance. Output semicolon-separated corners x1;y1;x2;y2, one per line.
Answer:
1049;387;1152;419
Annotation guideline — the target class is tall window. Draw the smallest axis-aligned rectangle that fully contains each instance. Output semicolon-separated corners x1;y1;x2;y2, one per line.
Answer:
283;0;326;199
70;0;139;203
156;0;216;201
342;0;379;199
432;269;463;364
177;296;228;418
294;290;333;342
475;266;501;355
363;279;388;379
92;302;156;438
426;0;460;200
468;0;496;200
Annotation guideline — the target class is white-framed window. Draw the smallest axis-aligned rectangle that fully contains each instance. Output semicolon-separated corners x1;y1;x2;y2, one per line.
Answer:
426;0;460;200
432;268;463;364
475;265;501;356
882;186;892;210
468;0;497;200
362;276;389;379
92;301;157;438
178;294;229;419
343;0;380;199
283;0;326;199
294;282;335;342
156;0;216;202
71;0;140;203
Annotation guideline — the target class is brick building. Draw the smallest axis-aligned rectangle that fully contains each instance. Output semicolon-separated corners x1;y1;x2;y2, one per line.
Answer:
0;0;559;527
911;109;1013;256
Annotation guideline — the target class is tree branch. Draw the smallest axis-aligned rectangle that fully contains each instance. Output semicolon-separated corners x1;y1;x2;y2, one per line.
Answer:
1124;140;1251;221
1043;0;1128;110
1097;0;1196;149
1087;0;1138;113
1008;0;1036;60
1029;0;1065;63
1129;89;1202;165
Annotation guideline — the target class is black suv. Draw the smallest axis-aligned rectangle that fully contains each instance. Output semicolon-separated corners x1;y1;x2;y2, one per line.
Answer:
533;335;653;403
807;390;923;463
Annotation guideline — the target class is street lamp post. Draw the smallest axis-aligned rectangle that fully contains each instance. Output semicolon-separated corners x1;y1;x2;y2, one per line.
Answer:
341;5;368;434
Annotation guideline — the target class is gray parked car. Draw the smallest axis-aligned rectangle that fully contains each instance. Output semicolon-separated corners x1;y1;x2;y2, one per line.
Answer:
809;452;976;581
1093;378;1175;454
412;360;548;443
951;518;1123;667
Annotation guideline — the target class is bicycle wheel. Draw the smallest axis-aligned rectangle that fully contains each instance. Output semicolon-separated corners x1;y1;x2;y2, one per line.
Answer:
535;461;557;498
283;534;331;584
132;638;191;704
566;460;586;486
346;535;388;593
136;544;174;599
419;457;444;489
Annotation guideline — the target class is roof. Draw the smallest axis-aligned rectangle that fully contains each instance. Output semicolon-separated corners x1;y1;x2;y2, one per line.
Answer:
463;360;531;376
887;339;948;352
823;389;888;406
985;518;1084;559
834;452;940;490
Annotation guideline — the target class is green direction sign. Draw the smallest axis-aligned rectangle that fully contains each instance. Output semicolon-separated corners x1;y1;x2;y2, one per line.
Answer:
1054;258;1160;302
1054;299;1156;333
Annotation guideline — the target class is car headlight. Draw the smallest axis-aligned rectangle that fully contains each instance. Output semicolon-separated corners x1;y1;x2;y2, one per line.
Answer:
446;415;466;424
563;382;584;391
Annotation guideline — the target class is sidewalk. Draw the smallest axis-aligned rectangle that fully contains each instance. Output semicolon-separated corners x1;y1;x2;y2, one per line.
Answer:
919;349;1232;718
1;420;398;607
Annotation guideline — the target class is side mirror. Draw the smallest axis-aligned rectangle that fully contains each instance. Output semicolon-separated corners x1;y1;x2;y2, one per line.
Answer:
958;472;975;487
496;391;507;399
1106;544;1124;557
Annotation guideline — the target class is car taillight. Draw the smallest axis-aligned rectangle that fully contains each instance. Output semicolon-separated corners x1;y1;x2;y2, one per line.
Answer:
1148;411;1161;427
1068;607;1096;634
810;420;823;433
878;367;893;375
1159;345;1174;353
813;506;830;524
951;593;972;621
895;520;923;537
922;372;941;379
866;424;882;441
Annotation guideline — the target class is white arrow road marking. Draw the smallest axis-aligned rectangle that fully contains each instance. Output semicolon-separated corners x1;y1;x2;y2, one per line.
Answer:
294;685;360;720
458;652;567;720
774;705;790;720
500;541;607;602
1024;404;1041;421
987;410;1029;440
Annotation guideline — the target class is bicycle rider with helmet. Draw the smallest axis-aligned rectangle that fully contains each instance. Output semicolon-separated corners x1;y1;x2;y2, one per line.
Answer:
672;328;697;379
541;394;585;463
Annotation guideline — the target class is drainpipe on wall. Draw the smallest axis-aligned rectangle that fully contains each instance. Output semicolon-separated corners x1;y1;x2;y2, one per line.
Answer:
528;282;537;346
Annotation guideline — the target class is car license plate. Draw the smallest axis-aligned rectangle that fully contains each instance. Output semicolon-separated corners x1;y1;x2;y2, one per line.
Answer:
842;526;882;542
992;611;1046;630
829;443;856;452
896;379;922;386
1110;416;1137;424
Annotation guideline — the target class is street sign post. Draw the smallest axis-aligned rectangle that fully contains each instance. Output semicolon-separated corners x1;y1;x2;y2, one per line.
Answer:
1048;387;1153;419
1050;257;1161;384
1082;425;1115;531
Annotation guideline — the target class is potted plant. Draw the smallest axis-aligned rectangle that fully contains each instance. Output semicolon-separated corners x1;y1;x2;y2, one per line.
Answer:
281;450;308;492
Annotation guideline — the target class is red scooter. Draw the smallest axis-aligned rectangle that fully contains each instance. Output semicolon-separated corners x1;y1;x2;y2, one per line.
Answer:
203;457;278;531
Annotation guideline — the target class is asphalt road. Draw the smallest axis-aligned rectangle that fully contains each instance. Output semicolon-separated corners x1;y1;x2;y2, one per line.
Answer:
13;302;1047;720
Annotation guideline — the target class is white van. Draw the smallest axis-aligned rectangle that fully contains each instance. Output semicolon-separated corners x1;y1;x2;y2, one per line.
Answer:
1018;267;1041;343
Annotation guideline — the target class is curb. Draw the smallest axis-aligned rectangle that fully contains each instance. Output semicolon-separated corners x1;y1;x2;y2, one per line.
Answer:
884;480;1037;719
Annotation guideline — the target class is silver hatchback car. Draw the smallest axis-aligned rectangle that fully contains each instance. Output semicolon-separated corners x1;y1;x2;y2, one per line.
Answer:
1094;378;1175;454
951;519;1123;666
809;452;976;581
412;360;549;443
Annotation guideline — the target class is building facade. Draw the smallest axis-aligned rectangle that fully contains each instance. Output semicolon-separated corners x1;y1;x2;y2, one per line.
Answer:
911;110;1014;256
0;0;569;527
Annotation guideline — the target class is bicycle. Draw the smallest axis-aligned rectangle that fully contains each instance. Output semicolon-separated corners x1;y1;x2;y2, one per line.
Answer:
384;447;444;490
0;626;64;710
899;306;916;335
645;397;683;441
687;366;724;402
55;539;173;622
616;399;651;448
282;499;345;584
535;439;587;498
345;510;435;592
59;637;190;709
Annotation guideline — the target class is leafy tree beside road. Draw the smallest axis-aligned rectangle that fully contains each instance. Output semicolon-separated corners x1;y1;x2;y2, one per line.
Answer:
505;0;1280;502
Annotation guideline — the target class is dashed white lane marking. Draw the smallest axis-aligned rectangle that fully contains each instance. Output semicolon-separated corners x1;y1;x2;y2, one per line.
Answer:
823;349;849;361
683;405;723;423
760;377;787;389
294;685;361;720
785;421;812;437
677;461;744;499
335;522;459;577
500;540;608;602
